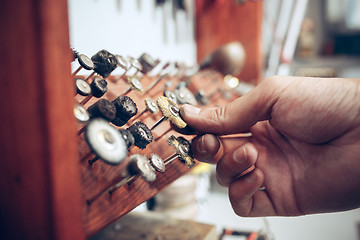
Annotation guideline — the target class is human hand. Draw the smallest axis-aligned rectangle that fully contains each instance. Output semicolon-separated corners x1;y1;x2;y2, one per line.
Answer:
180;76;360;217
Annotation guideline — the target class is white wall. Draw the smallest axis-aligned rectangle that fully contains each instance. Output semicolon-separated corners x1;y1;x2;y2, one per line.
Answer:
68;0;197;72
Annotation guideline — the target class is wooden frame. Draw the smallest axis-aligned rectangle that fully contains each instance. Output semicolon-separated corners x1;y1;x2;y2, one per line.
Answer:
0;0;85;239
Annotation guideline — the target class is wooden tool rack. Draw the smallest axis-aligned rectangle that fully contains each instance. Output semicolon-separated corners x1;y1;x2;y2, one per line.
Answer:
0;0;262;239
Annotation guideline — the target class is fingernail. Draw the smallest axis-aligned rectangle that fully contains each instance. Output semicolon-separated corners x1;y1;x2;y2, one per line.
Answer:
234;143;257;164
245;144;258;161
196;135;207;154
180;104;201;117
233;147;246;163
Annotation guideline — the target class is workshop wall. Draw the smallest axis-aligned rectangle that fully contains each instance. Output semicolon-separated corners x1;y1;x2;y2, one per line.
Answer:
68;0;197;69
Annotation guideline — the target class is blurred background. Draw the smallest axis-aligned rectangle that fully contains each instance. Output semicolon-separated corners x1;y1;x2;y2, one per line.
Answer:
71;0;360;239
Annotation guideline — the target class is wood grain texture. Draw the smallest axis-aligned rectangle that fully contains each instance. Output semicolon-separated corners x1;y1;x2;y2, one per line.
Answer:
0;0;85;239
196;0;263;85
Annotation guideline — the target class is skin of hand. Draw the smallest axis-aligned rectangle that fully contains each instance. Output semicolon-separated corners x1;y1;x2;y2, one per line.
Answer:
179;76;360;217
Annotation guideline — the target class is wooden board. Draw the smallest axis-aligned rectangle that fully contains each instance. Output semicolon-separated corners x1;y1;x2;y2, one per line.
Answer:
0;0;85;239
196;0;263;85
89;211;218;240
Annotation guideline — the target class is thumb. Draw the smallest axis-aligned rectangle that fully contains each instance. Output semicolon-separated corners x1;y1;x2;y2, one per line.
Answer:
180;78;283;135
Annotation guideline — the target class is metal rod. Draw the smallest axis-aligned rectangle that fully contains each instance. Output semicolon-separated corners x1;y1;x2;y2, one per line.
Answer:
88;156;99;165
86;173;133;204
84;71;96;82
80;95;92;105
86;186;108;205
108;175;136;194
153;62;171;76
72;66;82;77
150;116;166;131
122;86;131;95
77;125;85;135
144;74;166;94
112;70;128;83
164;153;178;165
131;69;140;78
